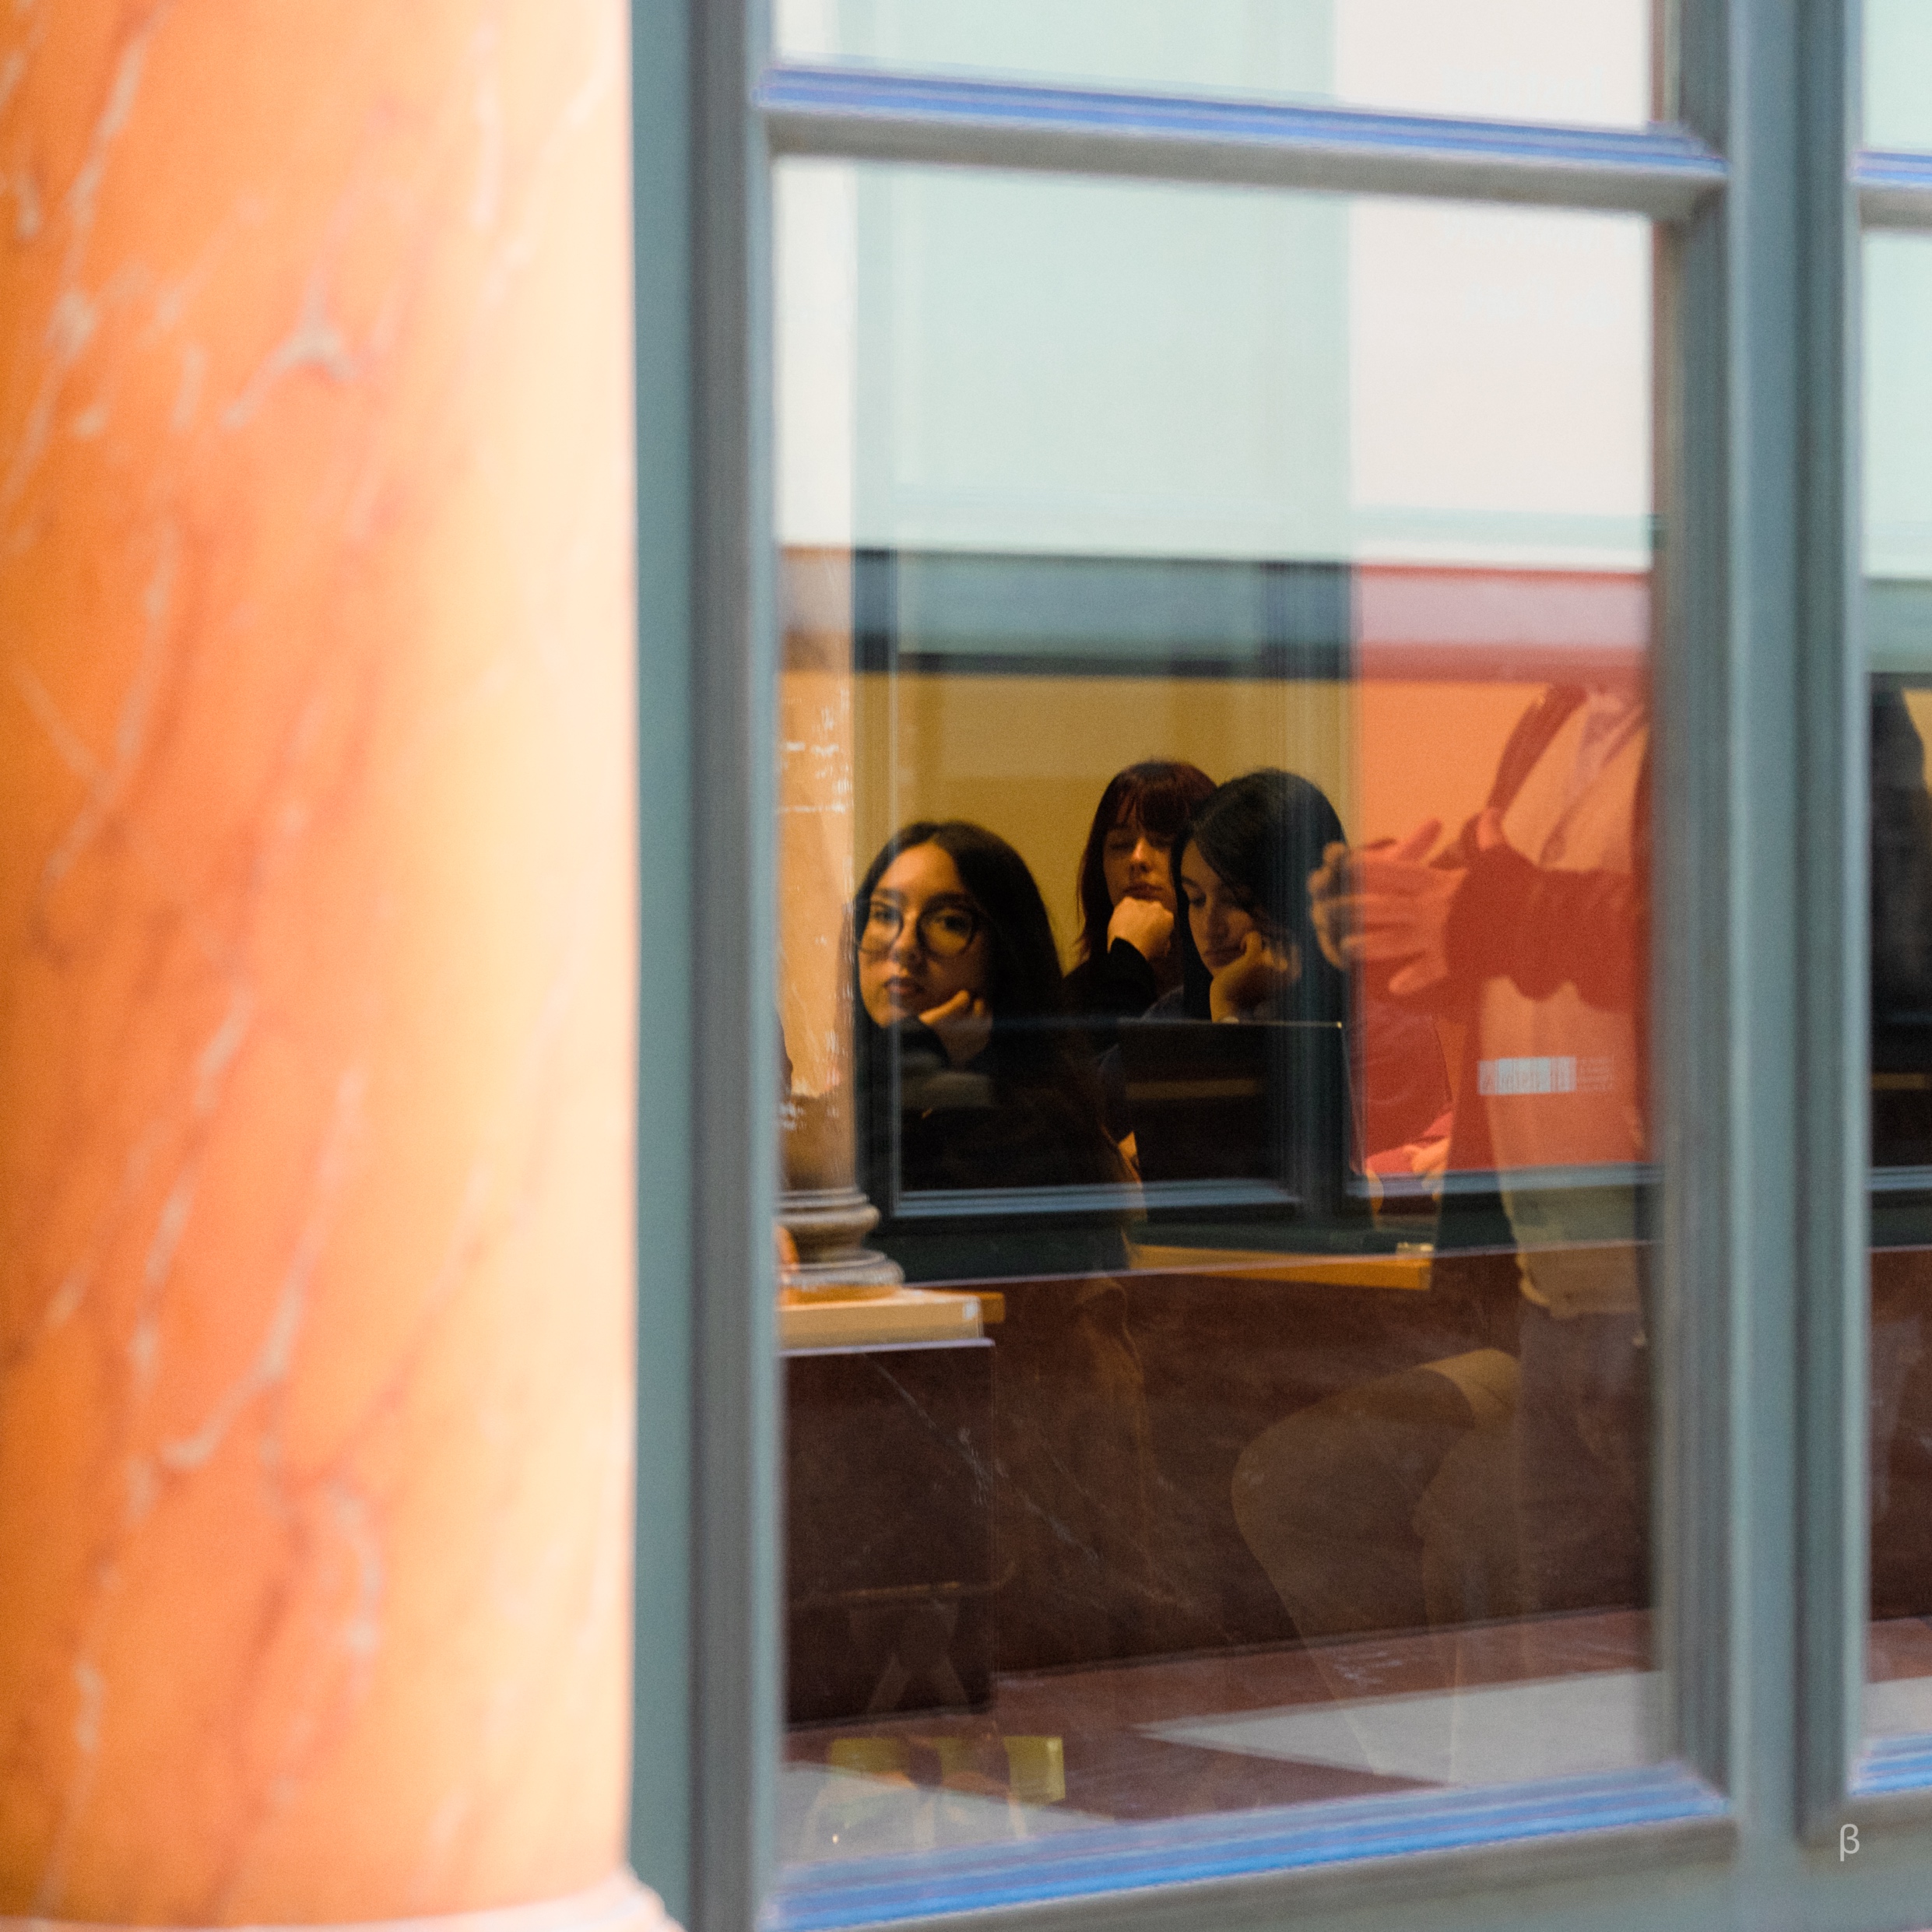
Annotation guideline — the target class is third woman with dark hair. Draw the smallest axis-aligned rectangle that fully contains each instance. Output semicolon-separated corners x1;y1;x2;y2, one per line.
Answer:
1144;768;1450;1157
1167;768;1348;1027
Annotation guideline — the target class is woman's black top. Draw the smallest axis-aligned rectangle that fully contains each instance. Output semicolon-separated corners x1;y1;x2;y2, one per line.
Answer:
1063;938;1160;1043
856;1018;1131;1280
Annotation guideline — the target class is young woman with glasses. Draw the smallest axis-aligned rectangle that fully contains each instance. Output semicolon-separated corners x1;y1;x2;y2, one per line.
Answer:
852;820;1126;1231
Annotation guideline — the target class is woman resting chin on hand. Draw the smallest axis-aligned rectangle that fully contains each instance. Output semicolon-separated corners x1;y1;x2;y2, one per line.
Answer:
1065;761;1216;1030
1107;890;1175;969
851;820;1128;1221
1175;785;1331;1024
1131;768;1347;1034
1207;927;1301;1023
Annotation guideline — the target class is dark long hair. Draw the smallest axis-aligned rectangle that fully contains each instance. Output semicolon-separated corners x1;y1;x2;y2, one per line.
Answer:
1073;761;1217;964
852;820;1122;1191
1172;769;1347;1025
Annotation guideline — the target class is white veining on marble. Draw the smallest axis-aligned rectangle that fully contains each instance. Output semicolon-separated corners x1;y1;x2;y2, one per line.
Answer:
61;26;160;283
0;12;165;516
0;0;635;1907
38;522;177;891
221;272;358;431
8;659;100;779
156;1062;367;1476
473;17;618;328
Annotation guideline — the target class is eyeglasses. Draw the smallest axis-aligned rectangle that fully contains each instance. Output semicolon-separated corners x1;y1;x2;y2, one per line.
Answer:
857;898;983;958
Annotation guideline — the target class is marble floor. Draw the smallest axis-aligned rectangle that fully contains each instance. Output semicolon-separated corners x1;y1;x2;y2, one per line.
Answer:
782;1609;1659;1867
1867;1616;1932;1738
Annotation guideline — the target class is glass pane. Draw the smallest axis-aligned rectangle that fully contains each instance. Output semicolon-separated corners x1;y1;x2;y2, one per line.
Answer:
776;0;1651;130
775;160;1660;1907
1867;0;1932;152
1865;232;1932;1758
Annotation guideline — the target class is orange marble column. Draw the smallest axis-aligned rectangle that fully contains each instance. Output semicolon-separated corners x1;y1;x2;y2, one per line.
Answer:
0;4;662;1927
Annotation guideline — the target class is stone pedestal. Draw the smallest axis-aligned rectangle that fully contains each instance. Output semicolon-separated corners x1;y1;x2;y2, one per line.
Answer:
779;1092;900;1296
0;5;665;1927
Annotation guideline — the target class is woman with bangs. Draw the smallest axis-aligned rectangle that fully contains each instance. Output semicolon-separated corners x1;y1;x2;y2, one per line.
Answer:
1063;760;1216;1040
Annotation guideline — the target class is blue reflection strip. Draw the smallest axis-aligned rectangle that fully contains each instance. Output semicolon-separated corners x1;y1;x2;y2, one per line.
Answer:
758;64;1729;220
766;1765;1728;1931
1859;149;1932;230
1855;1734;1932;1794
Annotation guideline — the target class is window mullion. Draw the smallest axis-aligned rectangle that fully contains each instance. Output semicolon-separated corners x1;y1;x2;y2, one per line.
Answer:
690;2;784;1930
1688;0;1862;1863
1790;0;1867;1846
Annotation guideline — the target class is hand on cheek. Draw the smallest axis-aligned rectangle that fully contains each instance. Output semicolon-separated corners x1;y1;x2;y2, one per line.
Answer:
1308;817;1455;994
919;988;994;1067
1209;929;1297;1022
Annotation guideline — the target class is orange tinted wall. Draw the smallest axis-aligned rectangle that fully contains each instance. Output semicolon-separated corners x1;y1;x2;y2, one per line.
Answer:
1354;678;1549;848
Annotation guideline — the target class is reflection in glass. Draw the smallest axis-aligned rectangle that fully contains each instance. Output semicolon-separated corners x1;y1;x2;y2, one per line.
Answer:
774;160;1660;1899
775;0;1649;129
1867;0;1932;153
1866;234;1932;1753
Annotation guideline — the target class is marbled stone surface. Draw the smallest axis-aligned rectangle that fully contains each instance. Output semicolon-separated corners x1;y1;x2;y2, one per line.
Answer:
978;1266;1517;1672
1871;1247;1932;1618
783;1611;1655;1861
786;1341;996;1725
0;2;635;1918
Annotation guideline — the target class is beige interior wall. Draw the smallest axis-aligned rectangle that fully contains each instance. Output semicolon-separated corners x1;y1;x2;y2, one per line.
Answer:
777;662;1556;1094
855;671;1355;969
1904;689;1932;782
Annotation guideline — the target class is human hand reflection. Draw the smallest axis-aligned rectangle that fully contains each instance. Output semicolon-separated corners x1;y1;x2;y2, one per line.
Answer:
1408;1131;1451;1200
1310;813;1506;997
919;987;994;1068
1208;929;1299;1021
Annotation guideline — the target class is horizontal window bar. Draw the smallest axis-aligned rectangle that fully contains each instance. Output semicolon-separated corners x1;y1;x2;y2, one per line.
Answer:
758;65;1727;219
1859;149;1932;229
768;1767;1728;1931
